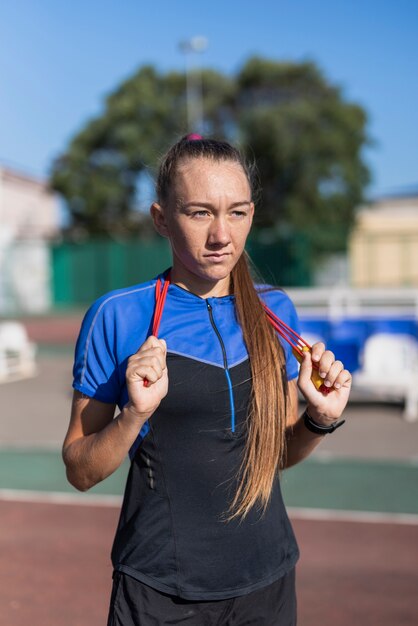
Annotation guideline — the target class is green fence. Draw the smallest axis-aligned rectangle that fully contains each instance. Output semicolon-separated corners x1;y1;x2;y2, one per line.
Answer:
246;233;311;287
51;234;312;307
52;238;172;306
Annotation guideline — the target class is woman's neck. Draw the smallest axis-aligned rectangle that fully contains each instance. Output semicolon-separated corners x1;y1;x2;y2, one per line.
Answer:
170;268;232;298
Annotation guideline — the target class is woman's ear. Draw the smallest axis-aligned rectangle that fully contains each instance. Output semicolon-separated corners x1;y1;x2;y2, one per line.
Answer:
249;202;255;226
150;202;169;238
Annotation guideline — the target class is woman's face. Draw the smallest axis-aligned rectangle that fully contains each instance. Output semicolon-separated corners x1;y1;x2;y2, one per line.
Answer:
152;157;254;295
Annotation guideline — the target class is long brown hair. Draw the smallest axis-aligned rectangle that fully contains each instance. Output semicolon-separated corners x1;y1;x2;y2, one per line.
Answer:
157;135;289;519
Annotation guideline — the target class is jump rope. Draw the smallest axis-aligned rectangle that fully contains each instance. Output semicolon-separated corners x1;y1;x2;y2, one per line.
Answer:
144;273;331;394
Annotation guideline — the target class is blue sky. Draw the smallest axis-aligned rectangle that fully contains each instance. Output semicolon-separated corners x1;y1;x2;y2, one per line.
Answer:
0;0;417;198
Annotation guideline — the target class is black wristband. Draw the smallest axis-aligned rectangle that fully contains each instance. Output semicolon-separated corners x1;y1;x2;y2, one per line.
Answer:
302;409;345;435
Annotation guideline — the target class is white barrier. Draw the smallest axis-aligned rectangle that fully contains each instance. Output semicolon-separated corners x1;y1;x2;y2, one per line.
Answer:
0;321;37;383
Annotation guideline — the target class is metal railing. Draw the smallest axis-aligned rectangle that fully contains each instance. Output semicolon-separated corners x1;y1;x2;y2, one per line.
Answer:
286;287;418;320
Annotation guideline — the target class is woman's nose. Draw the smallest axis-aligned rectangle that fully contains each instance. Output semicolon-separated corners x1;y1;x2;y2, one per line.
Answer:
207;217;231;245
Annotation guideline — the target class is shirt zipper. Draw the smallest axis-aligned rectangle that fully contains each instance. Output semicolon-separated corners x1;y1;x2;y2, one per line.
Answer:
206;301;236;433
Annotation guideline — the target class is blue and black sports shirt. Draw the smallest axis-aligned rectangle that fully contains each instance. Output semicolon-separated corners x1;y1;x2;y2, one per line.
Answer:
73;272;300;600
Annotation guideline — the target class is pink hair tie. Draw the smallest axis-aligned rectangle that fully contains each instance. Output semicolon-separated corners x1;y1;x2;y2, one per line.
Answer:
187;133;203;141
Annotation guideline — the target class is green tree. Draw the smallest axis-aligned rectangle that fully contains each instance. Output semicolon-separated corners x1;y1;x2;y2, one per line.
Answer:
50;56;370;253
236;57;370;253
51;65;233;236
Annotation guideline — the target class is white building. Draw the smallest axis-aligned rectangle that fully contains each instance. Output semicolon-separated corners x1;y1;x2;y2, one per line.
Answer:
0;166;61;314
0;166;60;240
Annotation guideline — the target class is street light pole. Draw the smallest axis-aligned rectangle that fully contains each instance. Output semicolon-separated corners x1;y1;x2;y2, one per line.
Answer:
179;36;208;134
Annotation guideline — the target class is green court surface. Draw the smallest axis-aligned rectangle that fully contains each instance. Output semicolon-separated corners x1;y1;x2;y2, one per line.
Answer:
1;448;417;515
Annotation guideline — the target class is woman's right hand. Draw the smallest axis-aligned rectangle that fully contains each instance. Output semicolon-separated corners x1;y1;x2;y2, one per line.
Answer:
124;336;168;420
63;336;168;491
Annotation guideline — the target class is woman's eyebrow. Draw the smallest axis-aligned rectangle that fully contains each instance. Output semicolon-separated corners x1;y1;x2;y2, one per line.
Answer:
180;201;252;209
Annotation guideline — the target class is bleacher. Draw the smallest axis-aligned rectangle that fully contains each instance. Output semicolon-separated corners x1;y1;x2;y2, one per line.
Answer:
287;287;418;421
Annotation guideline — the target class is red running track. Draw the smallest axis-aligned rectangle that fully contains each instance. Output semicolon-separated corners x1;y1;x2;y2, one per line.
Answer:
1;500;417;626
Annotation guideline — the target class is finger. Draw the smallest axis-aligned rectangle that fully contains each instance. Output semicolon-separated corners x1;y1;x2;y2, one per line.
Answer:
135;335;163;354
131;344;167;366
333;369;352;390
127;362;163;385
297;349;314;389
311;342;325;363
322;360;344;388
317;350;336;379
128;355;164;379
159;338;167;355
130;347;166;364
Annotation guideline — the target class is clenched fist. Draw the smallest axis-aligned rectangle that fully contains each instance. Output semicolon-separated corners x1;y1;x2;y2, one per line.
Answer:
297;342;351;426
124;336;168;420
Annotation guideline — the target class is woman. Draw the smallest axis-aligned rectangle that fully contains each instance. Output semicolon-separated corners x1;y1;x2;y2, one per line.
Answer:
63;135;351;625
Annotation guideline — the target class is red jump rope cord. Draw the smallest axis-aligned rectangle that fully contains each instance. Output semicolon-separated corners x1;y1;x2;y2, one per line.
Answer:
263;304;310;359
262;303;330;394
152;276;170;336
144;276;329;393
143;274;171;387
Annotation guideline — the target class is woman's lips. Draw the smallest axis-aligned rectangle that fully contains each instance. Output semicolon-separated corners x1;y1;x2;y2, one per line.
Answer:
204;253;231;262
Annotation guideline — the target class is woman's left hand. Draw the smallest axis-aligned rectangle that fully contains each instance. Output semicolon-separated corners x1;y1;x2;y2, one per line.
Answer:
297;342;352;426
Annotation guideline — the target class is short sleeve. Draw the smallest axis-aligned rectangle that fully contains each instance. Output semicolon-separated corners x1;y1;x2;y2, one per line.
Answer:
72;296;120;404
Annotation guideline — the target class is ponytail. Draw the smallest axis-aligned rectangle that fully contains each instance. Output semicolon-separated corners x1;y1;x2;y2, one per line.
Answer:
229;252;288;519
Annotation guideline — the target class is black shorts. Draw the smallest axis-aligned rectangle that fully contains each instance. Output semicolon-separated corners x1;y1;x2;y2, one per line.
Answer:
107;568;297;626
